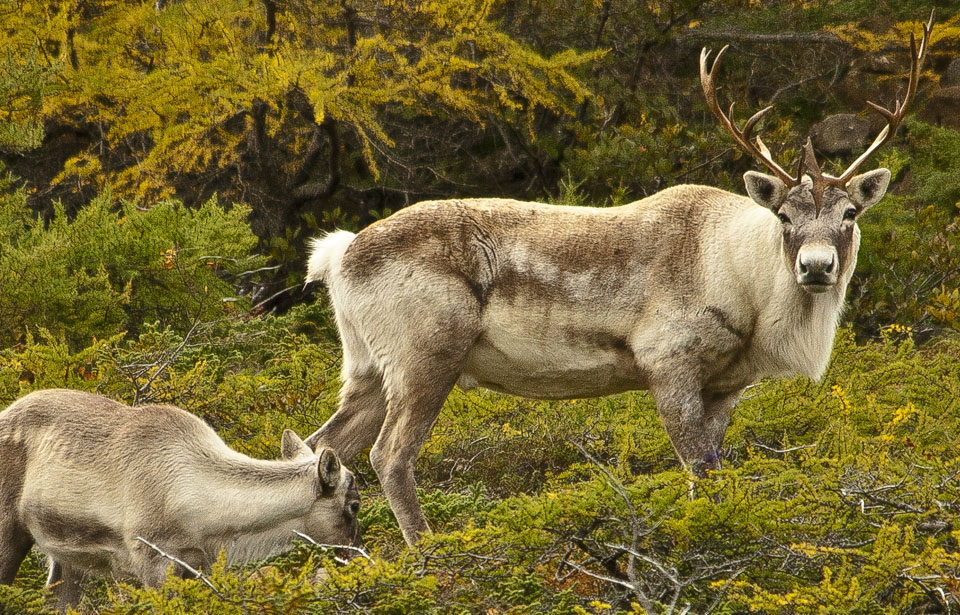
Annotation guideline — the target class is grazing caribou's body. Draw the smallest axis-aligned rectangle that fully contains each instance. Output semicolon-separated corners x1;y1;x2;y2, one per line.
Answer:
0;389;360;611
304;15;933;545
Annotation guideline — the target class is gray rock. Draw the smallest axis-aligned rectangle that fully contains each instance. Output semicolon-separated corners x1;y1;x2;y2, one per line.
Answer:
921;86;960;129
809;114;872;156
941;58;960;88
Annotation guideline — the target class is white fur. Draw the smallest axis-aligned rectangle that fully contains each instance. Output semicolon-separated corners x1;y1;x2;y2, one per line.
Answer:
306;230;356;285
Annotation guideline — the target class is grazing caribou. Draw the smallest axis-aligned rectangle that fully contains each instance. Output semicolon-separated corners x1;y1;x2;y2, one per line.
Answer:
303;14;933;545
0;389;361;611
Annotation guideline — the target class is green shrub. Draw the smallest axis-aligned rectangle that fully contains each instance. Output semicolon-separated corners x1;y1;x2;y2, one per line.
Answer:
849;123;960;339
4;315;960;614
0;193;264;351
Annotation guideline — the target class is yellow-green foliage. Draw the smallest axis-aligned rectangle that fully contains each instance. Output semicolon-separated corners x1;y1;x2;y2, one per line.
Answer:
0;0;598;201
4;302;960;613
4;2;960;612
826;11;960;55
0;45;50;153
1;185;959;614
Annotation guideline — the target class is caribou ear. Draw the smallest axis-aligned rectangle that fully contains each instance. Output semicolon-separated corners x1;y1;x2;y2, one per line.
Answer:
743;171;788;212
317;448;342;492
847;168;890;211
281;429;313;460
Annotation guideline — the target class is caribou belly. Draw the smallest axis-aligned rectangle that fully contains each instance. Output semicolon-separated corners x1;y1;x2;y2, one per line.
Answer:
459;327;643;400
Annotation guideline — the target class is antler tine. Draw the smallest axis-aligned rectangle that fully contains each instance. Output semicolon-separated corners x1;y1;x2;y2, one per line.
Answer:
741;105;773;139
700;46;798;186
831;10;934;186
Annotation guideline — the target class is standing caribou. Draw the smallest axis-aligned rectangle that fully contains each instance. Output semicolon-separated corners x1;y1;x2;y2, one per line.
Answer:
304;14;934;546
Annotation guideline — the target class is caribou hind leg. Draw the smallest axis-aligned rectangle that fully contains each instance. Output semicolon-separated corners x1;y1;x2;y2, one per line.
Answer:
0;440;32;585
357;282;481;545
305;369;389;461
370;356;469;545
305;320;389;459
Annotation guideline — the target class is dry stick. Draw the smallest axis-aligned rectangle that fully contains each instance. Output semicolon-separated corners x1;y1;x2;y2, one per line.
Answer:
134;536;226;599
672;147;734;182
136;315;202;400
750;442;816;454
570;440;657;614
252;283;299;312
292;530;373;565
571;441;748;615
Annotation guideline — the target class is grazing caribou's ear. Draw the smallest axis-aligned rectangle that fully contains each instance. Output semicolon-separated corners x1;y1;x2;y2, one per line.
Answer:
281;429;312;460
317;448;342;492
846;168;890;212
743;171;789;212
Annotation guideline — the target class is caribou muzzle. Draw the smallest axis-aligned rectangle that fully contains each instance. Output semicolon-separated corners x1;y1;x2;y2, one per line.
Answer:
796;244;838;292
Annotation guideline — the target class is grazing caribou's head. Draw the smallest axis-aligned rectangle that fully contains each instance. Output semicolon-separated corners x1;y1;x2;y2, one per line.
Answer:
280;429;362;547
700;10;932;294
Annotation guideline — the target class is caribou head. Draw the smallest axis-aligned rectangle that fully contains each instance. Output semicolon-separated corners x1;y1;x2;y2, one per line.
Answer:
700;11;933;294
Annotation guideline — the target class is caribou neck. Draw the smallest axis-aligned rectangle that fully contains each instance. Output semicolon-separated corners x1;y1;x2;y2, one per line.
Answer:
721;205;855;381
179;451;317;536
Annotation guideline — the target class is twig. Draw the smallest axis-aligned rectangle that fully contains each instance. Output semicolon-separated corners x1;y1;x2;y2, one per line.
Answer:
252;284;298;313
702;567;748;615
131;315;203;406
672;147;734;182
293;530;373;565
560;557;637;590
901;572;952;610
135;536;226;599
570;440;657;613
678;30;845;46
750;442;816;454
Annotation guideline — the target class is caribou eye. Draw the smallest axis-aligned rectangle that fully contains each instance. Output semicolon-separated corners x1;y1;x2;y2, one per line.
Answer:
843;207;857;221
349;501;360;516
777;212;791;224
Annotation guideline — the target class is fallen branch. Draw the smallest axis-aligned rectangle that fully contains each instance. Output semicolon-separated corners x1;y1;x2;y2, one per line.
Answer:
678;30;846;47
135;536;226;599
750;442;817;454
292;530;373;566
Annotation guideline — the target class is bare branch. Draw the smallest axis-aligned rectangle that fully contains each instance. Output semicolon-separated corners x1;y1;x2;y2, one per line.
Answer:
135;536;226;599
681;30;845;46
130;315;204;406
749;442;816;454
292;530;372;566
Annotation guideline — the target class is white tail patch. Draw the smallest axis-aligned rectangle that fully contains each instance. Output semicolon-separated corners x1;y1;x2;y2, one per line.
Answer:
306;231;356;285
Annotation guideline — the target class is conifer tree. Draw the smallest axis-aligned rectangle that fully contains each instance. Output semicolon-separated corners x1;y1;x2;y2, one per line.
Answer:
0;0;599;304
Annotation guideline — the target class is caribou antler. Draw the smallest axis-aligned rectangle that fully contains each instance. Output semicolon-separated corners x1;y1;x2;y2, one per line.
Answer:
700;46;801;187
701;9;935;197
827;9;934;187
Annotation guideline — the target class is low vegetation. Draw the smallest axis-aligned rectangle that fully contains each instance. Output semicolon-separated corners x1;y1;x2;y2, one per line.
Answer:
2;295;960;613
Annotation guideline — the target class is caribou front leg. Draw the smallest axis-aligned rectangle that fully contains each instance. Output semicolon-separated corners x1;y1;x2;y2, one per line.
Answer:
700;389;743;470
649;375;721;477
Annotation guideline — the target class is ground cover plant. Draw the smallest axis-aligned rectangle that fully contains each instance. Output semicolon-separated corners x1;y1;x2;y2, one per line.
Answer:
2;0;960;613
2;294;960;613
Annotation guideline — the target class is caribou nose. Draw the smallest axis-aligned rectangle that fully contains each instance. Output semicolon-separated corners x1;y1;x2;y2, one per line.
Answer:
796;245;838;291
